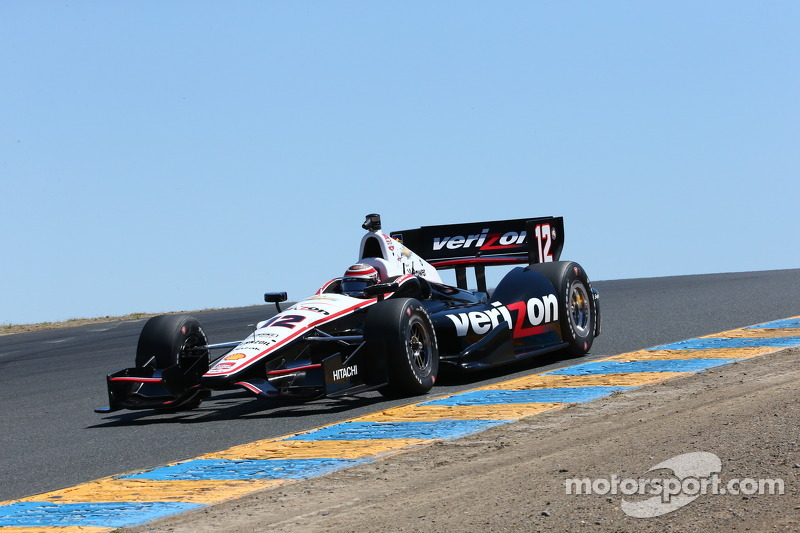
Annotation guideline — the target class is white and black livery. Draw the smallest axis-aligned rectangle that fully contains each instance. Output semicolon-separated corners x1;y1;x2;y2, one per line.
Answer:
96;214;601;413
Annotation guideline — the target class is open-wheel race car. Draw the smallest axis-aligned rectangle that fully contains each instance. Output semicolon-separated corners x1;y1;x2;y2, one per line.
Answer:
96;214;600;413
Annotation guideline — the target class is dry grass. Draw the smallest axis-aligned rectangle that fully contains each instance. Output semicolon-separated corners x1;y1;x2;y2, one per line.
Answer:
0;313;160;336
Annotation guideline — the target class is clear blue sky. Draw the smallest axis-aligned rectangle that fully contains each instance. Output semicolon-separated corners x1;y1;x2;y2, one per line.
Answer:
2;2;798;325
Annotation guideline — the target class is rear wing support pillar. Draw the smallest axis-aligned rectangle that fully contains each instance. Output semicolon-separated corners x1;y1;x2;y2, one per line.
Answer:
454;265;488;293
475;265;487;293
455;266;467;290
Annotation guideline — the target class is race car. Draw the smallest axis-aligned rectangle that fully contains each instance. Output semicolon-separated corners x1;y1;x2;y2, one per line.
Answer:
96;214;600;413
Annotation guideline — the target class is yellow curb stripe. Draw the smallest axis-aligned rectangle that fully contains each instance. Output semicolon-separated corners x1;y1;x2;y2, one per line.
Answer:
12;479;279;505
477;371;686;390
0;528;109;533
357;403;562;422
202;438;429;460
602;347;776;361
705;328;800;339
696;318;800;339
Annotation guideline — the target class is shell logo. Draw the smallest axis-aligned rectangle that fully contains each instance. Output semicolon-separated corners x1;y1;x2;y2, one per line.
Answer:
225;353;247;361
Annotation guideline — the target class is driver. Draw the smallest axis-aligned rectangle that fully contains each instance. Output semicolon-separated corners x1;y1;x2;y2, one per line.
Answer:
341;263;380;297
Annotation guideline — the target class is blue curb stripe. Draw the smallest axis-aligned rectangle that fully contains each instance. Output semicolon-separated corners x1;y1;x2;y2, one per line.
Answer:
745;318;800;329
285;419;508;441
420;387;632;406
651;337;800;351
121;457;369;481
0;501;201;528
544;359;738;376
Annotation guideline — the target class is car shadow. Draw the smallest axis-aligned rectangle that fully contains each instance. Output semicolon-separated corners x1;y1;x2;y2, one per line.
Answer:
88;391;388;427
435;348;585;386
88;349;589;428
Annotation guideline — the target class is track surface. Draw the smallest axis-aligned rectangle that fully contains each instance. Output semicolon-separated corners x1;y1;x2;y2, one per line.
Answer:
1;269;798;503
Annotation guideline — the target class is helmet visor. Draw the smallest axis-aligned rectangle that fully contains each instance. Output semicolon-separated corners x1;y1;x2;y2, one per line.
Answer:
341;278;371;295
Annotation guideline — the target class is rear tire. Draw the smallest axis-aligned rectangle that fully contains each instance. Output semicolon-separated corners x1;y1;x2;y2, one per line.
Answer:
528;261;596;356
365;298;439;398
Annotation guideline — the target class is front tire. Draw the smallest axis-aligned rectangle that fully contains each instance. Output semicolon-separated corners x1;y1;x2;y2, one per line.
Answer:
364;298;439;398
134;314;210;410
135;314;209;369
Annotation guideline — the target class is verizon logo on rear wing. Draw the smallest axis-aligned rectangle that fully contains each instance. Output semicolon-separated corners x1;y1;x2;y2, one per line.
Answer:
390;216;564;269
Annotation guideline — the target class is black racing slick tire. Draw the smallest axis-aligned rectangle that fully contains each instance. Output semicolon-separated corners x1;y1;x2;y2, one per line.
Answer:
528;261;597;357
135;314;209;369
364;298;439;398
134;314;210;411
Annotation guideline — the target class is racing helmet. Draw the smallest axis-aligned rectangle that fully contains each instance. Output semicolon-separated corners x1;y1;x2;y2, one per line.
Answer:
341;263;380;297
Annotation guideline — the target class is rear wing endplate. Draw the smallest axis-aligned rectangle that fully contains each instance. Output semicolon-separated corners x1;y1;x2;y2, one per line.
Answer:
390;216;564;291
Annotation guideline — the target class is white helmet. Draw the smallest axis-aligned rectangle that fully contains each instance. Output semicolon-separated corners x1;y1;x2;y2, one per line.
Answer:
341;263;380;297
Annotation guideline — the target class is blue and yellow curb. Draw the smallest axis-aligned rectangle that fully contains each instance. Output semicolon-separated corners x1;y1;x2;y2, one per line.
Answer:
2;317;799;531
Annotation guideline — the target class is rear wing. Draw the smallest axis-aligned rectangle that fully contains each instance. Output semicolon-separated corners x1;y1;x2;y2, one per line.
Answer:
390;216;564;291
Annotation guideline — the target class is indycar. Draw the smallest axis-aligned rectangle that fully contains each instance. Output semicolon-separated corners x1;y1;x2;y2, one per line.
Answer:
96;214;600;413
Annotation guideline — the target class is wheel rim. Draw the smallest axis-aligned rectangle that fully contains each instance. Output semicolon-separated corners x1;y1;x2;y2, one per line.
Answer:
179;330;207;366
568;281;592;337
408;320;431;371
